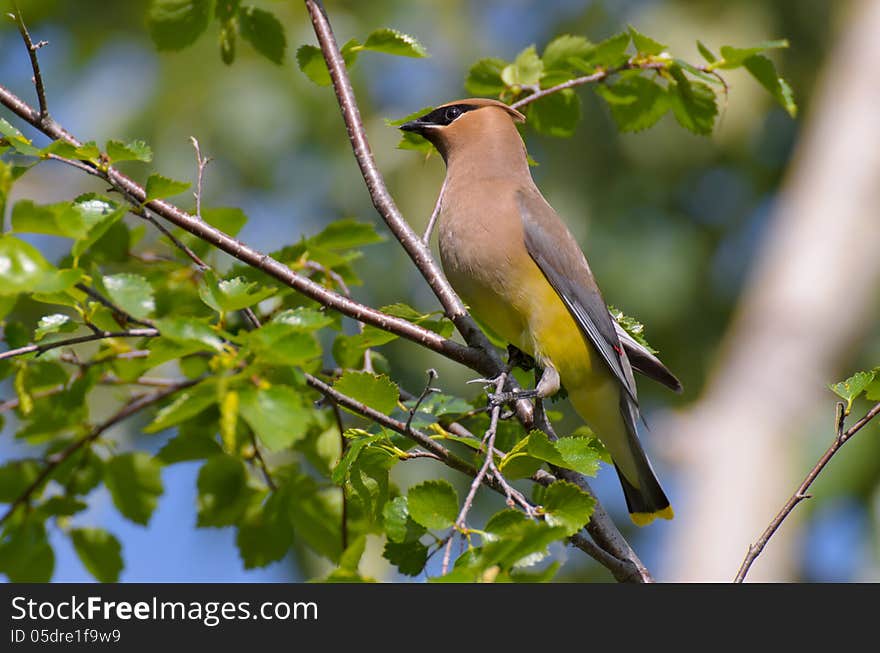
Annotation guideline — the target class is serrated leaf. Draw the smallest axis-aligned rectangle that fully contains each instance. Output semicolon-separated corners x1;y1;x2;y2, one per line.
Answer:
331;429;387;485
154;317;226;352
71;195;127;259
502;45;543;88
238;5;286;64
238;384;312;451
144;173;191;202
270;307;333;331
583;32;631;69
104;453;163;525
106;139;153;163
333;371;399;416
244;322;321;367
628;25;667;56
11;200;86;239
669;66;718;134
70;528;123;582
830;370;876;411
144;380;217;433
528;88;581;137
382;496;411;543
553;437;603;477
236;491;293;568
465;57;507;96
595;76;669;132
362;28;428;58
542;34;594;71
609;305;657;354
309;219;384;250
196;454;254;527
0;235;83;296
498;434;544;480
103;273;156;319
541;480;595;536
198;270;276;312
742;55;797;118
34;314;77;341
285;473;342;562
147;0;216;51
407;479;458;530
296;39;360;86
383;540;428;576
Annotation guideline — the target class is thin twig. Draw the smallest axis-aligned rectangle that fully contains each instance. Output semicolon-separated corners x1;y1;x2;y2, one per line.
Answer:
332;402;349;553
249;430;277;492
11;1;48;120
734;400;880;583
190;136;212;221
0;380;196;526
422;176;447;246
405;368;439;433
0;328;158;362
75;283;155;328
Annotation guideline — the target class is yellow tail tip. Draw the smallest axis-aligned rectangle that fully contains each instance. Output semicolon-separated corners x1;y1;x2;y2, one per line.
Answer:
629;506;674;526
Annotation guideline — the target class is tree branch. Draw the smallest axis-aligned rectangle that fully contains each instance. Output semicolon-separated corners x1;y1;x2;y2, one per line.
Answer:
11;0;48;121
734;400;880;583
0;328;158;362
0;380;197;526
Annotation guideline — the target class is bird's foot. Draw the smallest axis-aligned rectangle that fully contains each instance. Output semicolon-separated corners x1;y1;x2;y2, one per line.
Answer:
487;388;538;408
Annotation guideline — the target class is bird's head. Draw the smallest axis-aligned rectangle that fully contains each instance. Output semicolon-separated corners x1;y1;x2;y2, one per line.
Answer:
399;98;525;161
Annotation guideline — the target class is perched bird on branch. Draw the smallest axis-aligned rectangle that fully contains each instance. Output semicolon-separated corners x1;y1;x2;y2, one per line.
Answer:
401;98;681;525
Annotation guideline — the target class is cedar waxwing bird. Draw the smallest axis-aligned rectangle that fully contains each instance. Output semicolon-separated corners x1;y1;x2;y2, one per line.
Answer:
400;98;681;525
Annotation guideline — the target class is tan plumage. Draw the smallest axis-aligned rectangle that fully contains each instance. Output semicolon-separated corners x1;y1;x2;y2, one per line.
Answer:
401;98;679;524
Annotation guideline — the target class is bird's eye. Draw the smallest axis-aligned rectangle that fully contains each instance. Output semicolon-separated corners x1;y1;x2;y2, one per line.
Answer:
444;106;462;122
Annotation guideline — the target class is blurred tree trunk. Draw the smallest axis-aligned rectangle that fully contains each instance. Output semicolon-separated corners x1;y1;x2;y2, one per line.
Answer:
662;0;880;582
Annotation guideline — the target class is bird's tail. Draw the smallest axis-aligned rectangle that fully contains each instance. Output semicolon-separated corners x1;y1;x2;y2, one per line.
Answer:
614;392;673;526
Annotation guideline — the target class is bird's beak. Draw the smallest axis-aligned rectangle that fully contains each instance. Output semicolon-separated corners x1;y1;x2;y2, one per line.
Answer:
399;119;425;134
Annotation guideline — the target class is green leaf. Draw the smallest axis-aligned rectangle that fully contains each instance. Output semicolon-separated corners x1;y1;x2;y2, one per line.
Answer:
331;429;387;485
144;173;191;202
697;40;717;63
238;385;312;451
202;207;248;236
70;528;123;582
542;35;594;71
198;270;276;313
339;534;367;573
309;219;384;250
106;139;153;163
628;26;667;56
236;491;294;568
38;496;88;517
0;459;41;502
104;452;164;525
244;323;321;367
0;521;54;582
362;28;427;58
147;0;216;51
71;196;127;259
197;454;254;527
595;76;669;132
0;118;40;156
830;370;876;412
270;307;333;332
286;473;342;562
0;235;83;296
158;428;223;463
296;39;360;86
541;480;595;536
742;55;797;118
34;314;77;341
382;496;416;543
553;437;603;477
11;200;86;239
407;479;458;530
609;306;657;354
383;540;428;576
583;32;631;69
527;89;581;137
219;18;236;65
333;371;399;416
238;6;286;65
144;380;218;433
102;273;156;320
717;40;789;68
465;57;507;96
669;66;718;135
154;317;226;352
498;434;544;480
502;45;544;88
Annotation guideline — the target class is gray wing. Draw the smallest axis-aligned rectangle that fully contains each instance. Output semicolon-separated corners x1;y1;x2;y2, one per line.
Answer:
517;190;638;405
614;322;683;393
